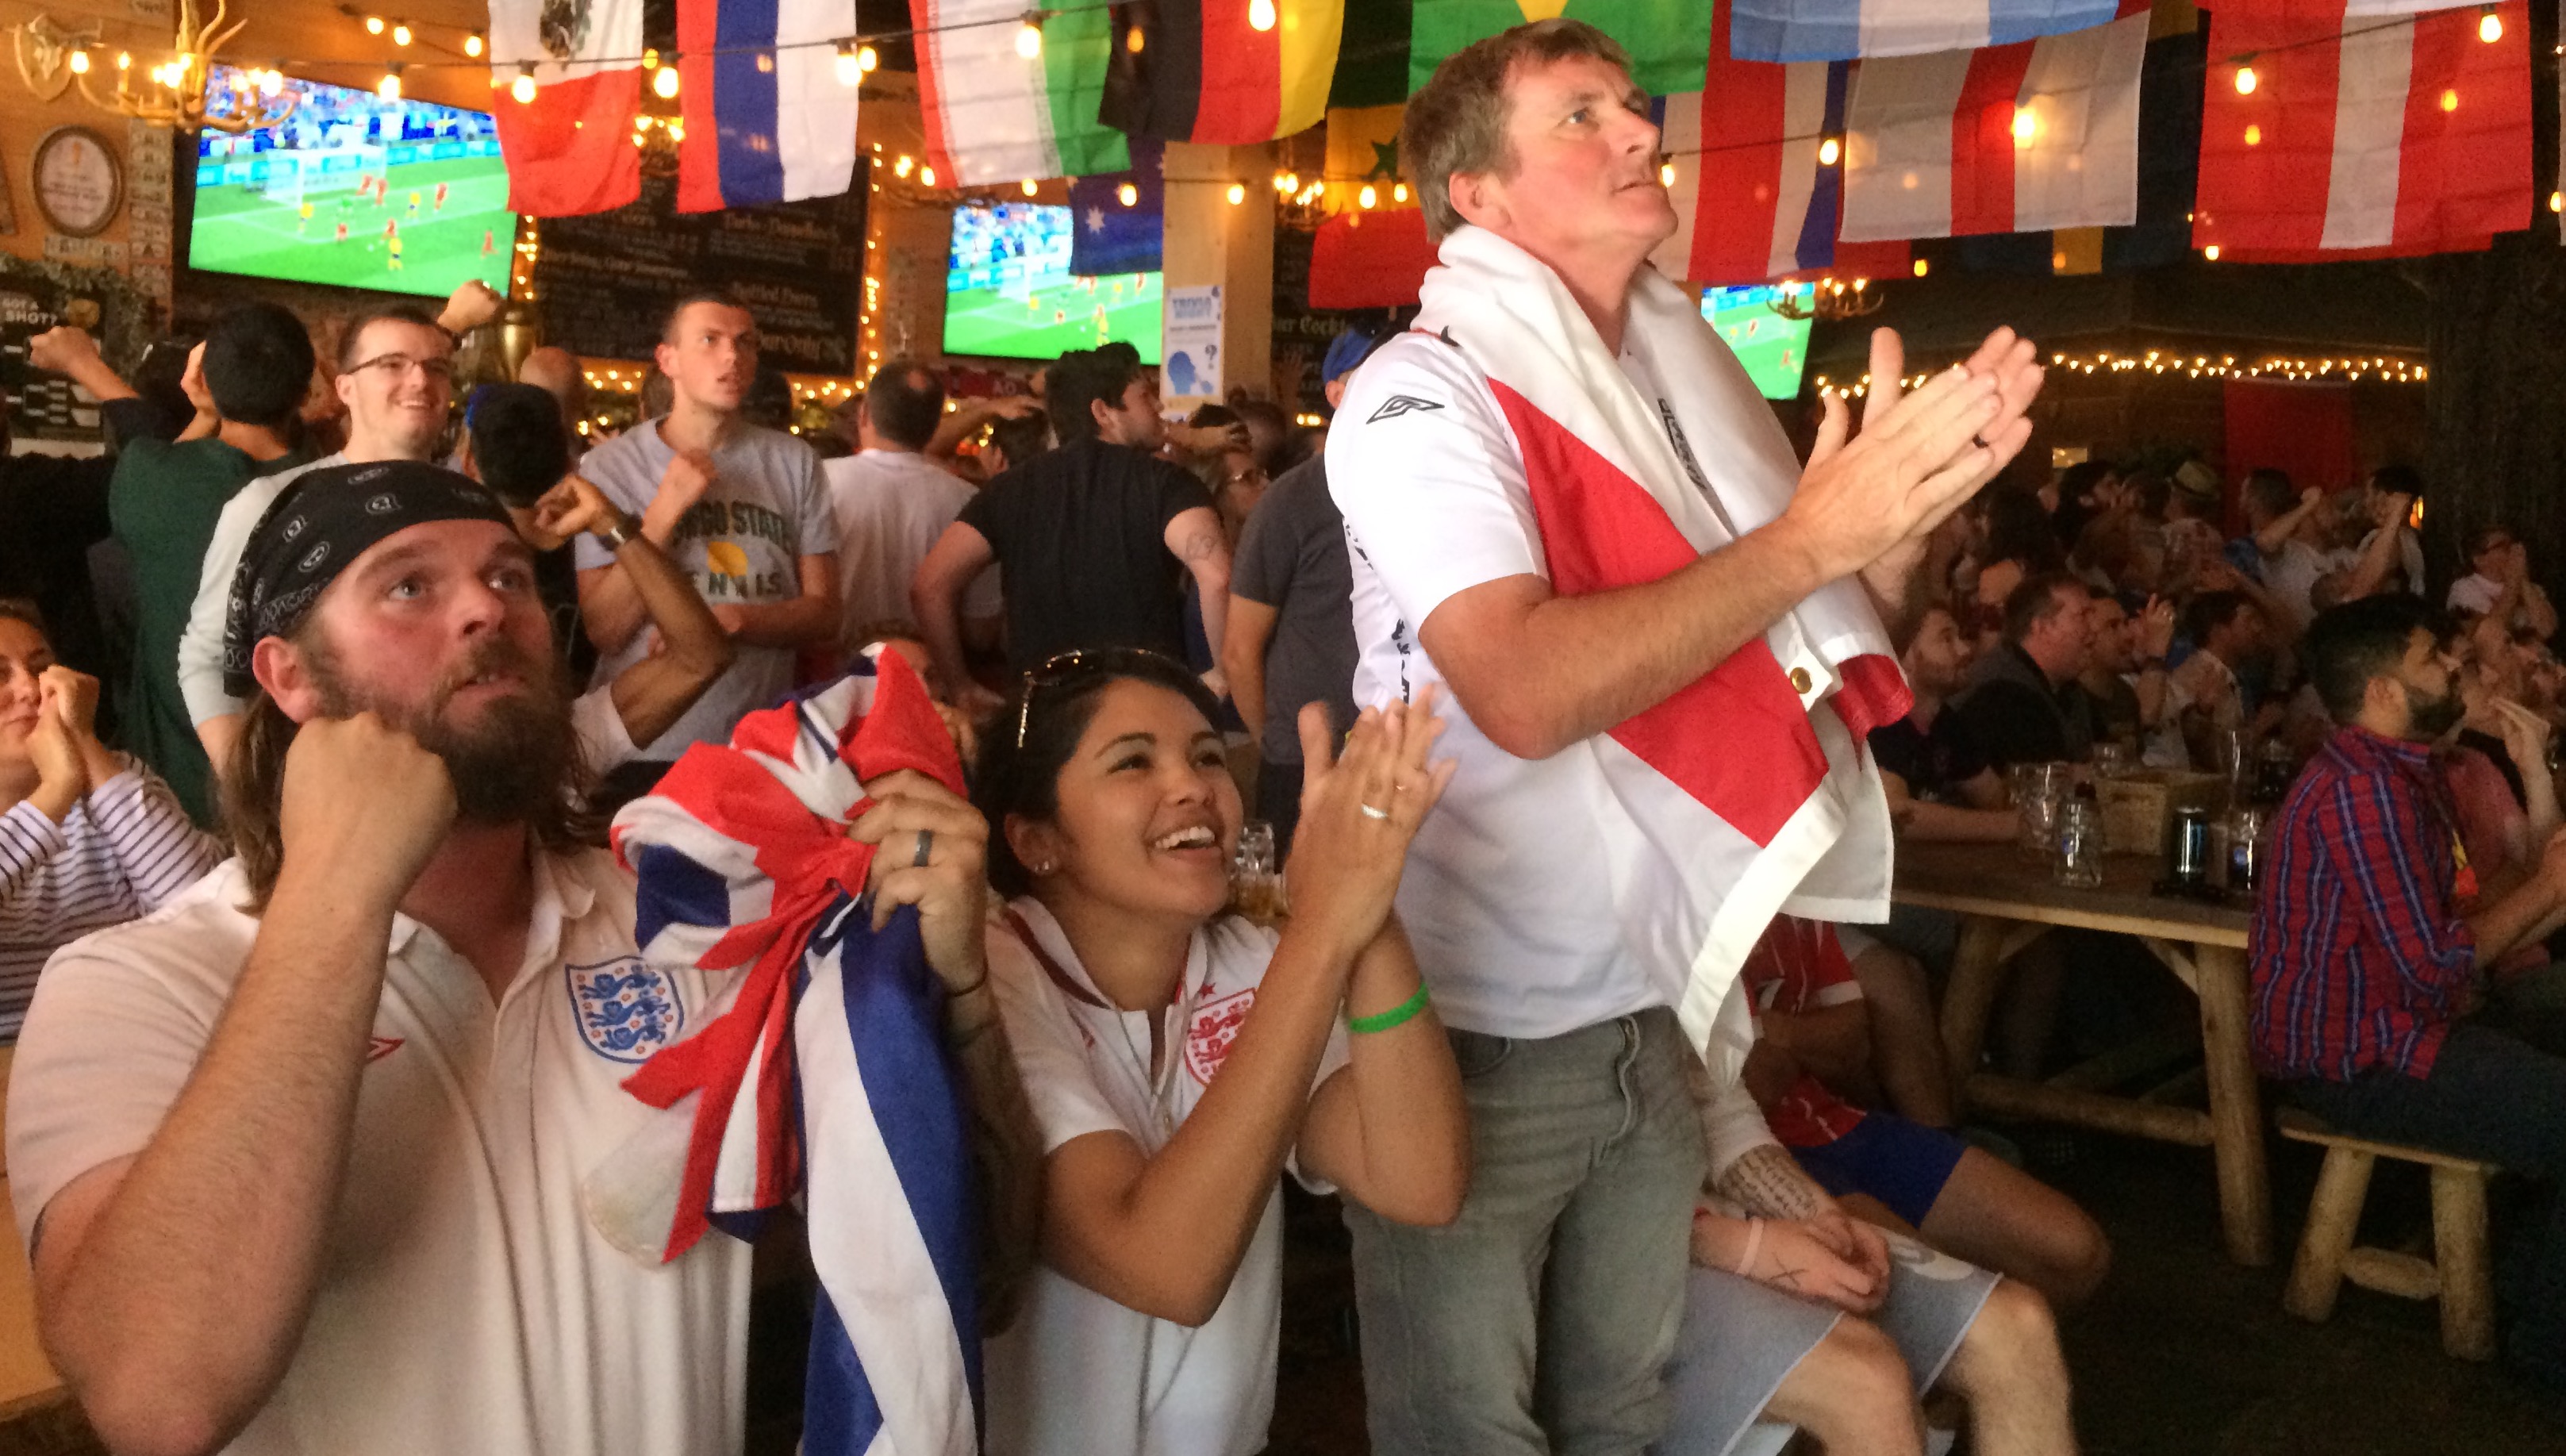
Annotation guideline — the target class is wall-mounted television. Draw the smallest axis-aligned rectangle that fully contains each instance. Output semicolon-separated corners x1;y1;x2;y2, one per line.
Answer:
187;67;514;300
945;203;1162;365
1701;284;1815;401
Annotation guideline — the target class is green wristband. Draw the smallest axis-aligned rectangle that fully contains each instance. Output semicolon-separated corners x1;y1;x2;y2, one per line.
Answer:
1348;983;1431;1035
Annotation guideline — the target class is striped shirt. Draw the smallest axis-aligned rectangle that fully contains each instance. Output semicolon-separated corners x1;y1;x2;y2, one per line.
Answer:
2249;725;2476;1082
0;759;224;1039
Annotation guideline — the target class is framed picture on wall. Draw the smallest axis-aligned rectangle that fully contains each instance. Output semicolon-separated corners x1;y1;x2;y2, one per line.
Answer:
33;126;122;239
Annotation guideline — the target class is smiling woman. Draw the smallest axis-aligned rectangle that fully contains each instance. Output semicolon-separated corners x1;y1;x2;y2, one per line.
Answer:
966;647;1468;1456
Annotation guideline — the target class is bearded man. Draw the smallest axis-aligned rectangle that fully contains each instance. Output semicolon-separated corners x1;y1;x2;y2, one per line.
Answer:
6;461;1012;1454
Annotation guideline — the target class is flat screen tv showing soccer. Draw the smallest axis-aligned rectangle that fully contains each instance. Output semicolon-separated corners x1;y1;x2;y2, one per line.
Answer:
188;67;515;299
945;203;1162;365
1701;284;1815;400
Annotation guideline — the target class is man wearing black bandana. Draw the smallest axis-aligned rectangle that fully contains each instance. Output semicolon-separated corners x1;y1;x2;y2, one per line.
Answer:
0;460;957;1454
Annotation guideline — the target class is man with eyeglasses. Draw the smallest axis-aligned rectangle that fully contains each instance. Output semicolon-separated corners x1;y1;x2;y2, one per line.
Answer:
175;283;505;777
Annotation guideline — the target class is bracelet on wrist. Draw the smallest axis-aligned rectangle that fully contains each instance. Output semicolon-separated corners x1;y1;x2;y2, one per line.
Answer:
1348;982;1431;1035
1734;1216;1766;1277
590;509;640;551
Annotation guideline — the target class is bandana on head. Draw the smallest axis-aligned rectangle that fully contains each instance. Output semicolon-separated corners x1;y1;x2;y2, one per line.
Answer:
221;460;518;697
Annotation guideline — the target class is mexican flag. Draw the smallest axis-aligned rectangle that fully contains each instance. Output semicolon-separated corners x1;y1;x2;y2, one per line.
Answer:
914;0;1130;186
1409;0;1718;96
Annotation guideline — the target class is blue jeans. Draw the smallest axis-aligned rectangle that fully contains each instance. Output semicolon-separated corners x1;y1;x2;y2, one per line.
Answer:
2284;1023;2566;1385
1344;1008;1708;1456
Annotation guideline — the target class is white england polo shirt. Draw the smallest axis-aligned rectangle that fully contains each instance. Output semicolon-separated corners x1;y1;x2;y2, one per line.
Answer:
7;850;752;1456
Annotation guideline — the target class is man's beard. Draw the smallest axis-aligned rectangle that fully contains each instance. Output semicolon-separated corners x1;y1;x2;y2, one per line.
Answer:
2404;679;2466;740
311;635;578;824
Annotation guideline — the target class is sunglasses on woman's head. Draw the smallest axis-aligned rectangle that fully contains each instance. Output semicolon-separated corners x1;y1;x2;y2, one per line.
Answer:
1015;647;1195;749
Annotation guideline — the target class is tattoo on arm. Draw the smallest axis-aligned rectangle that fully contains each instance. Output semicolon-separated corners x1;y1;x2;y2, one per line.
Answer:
1177;525;1222;566
1714;1143;1827;1220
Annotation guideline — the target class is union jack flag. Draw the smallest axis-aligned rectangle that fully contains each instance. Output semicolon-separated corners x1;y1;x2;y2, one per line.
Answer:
611;648;981;1456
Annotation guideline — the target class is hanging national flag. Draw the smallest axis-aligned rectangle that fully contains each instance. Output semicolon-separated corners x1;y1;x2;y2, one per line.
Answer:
1840;2;2149;241
1309;208;1439;306
1728;0;2128;63
2215;1;2487;14
613;650;981;1456
1409;0;1717;97
674;0;860;212
488;0;644;216
1067;136;1165;275
914;0;1131;187
2193;1;2530;260
1101;0;1344;144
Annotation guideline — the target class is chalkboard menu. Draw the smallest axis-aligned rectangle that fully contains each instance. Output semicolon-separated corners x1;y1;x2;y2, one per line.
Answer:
0;252;150;442
529;167;866;375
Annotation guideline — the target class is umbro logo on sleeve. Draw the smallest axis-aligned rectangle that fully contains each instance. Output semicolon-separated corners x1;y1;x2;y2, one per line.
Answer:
1366;395;1444;424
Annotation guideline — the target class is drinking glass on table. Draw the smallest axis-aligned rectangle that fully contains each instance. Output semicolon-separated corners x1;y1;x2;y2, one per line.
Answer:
2212;727;2249;801
1231;819;1284;922
2011;762;2068;862
2090;740;2133;780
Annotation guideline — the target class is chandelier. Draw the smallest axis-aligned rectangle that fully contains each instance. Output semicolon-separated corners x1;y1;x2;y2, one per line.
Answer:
12;0;297;133
1768;275;1884;322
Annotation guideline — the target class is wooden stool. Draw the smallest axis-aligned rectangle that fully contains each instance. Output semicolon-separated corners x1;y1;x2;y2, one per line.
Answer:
2277;1109;2498;1361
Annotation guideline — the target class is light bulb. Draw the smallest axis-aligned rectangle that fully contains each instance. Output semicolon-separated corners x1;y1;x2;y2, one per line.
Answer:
1392;181;1408;202
2203;244;2222;261
1658;160;1674;186
642;47;659;67
2480;7;2503;42
895;154;913;177
922;164;936;186
378;68;401;100
1281;171;1299;193
1016;17;1043;59
2551;190;2562;213
836;42;862;86
1358;182;1377;208
512;67;537;103
464;32;483;56
1817;136;1841;166
392;22;412;45
261;67;282;94
364;14;385;33
2011;106;2036;144
114;50;129;70
1021;178;1039;195
2234;63;2257;95
67;49;88;74
1117;181;1138;206
654;63;680;98
859;44;878;71
1273;173;1290;193
2245;124;2261;146
1912;258;1929;277
1226;182;1245;204
1249;0;1277;30
1127;24;1143;52
2441;87;2459;111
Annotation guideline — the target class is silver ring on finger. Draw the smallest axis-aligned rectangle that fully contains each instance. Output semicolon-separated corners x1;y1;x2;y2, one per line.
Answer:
912;828;934;867
1359;803;1390;821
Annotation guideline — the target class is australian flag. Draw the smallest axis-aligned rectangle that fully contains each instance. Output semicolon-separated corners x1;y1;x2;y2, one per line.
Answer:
1068;135;1164;277
612;650;981;1456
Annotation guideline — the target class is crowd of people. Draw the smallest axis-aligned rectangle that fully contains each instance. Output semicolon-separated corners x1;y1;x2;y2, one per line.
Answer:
1;14;2561;1456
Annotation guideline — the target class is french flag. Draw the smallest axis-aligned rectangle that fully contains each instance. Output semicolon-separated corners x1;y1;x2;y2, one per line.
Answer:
1730;0;2129;62
1650;5;1909;286
1839;1;2149;241
2192;0;2530;260
675;0;861;213
613;651;979;1456
487;0;643;216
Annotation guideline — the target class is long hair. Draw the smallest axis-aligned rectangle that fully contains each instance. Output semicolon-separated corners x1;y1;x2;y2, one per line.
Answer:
220;650;603;912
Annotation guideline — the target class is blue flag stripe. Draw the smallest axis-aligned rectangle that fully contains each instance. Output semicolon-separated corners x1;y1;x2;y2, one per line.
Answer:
712;0;783;205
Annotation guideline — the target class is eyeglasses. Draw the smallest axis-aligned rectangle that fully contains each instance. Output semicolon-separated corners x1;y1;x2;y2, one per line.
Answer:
1221;466;1269;488
347;352;455;382
1015;646;1193;749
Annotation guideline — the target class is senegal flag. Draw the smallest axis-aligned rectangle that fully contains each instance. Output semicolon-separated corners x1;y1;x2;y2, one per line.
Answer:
915;0;1130;186
1102;0;1344;144
1409;0;1715;97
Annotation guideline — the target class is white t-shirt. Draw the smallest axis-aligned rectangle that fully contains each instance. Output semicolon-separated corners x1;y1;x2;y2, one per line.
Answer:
570;682;640;773
2260;537;2349;636
7;851;753;1456
981;900;1348;1456
574;420;839;761
823;448;999;645
1329;335;1794;1039
175;452;346;726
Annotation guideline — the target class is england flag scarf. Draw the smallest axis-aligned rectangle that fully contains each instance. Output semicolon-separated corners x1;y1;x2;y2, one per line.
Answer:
1413;226;1911;1074
607;648;979;1456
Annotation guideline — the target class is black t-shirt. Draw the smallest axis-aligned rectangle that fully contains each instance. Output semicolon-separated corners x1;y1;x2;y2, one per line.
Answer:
958;436;1215;673
1869;710;1993;803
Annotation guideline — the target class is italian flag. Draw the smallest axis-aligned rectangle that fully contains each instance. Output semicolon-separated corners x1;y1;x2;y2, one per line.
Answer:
1409;0;1718;96
1101;0;1345;144
913;0;1130;186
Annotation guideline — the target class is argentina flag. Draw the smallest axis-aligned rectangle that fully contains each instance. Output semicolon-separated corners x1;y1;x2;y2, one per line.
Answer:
612;649;980;1454
1730;0;2127;61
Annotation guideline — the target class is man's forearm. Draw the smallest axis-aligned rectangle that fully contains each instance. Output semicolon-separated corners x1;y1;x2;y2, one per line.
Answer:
1218;631;1269;748
724;593;836;649
578;567;651;655
46;877;391;1445
912;577;977;698
2466;875;2563;970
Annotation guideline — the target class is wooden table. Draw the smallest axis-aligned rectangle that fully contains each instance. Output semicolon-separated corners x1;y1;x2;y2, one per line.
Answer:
1893;841;2272;1266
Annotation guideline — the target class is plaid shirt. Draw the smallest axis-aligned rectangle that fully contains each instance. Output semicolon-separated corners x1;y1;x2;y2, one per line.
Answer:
2250;725;2478;1081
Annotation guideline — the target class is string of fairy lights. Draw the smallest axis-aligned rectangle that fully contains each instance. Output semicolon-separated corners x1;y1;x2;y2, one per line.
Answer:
1814;350;2427;398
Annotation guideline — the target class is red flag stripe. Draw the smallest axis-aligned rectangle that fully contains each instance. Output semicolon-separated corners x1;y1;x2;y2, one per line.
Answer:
1691;1;1792;283
1950;41;2033;236
2395;2;2531;244
673;0;723;213
493;69;644;217
1193;2;1281;143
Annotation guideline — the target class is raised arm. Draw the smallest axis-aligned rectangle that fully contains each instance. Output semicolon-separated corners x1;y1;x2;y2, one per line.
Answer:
1402;329;2039;760
532;478;735;748
28;716;455;1456
927;395;1038;462
2255;486;2328;556
577;450;715;655
911;521;1003;717
28;327;138;405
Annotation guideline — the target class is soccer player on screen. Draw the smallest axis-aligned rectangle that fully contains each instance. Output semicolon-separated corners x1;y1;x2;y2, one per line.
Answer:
435;182;450;212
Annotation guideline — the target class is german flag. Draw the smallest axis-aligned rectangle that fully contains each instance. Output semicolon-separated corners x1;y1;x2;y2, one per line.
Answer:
1101;0;1344;145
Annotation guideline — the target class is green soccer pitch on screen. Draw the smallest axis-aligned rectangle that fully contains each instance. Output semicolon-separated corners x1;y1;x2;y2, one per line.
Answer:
1701;284;1815;401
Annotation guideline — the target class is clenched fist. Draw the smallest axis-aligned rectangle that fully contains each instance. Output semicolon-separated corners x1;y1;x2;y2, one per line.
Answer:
278;713;457;907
